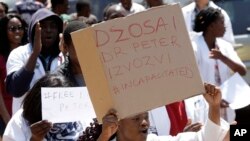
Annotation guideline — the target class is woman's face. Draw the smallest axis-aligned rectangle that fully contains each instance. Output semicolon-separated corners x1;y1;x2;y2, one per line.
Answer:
211;15;225;37
118;112;149;141
7;17;25;49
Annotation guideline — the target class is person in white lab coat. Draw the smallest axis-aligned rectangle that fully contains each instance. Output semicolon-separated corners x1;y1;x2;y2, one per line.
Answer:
185;7;246;125
182;0;235;44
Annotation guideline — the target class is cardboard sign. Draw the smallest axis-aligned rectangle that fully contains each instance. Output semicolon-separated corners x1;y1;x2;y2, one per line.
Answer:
71;4;204;121
41;87;96;123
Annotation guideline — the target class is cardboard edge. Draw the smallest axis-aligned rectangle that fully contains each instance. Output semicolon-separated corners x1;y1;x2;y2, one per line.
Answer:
71;28;114;122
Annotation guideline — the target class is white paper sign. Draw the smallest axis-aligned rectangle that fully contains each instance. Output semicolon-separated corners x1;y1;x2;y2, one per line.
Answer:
221;73;250;109
41;87;96;123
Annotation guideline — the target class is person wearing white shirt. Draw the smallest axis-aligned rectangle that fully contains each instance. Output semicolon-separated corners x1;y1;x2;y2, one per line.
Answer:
117;0;145;15
77;83;229;141
185;7;246;126
182;0;235;44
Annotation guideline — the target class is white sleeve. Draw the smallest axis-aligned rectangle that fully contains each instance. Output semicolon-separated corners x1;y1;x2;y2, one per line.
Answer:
3;110;30;141
147;118;229;141
225;43;246;68
6;46;27;75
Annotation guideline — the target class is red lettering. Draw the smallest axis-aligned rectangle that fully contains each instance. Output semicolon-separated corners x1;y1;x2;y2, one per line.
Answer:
133;58;143;68
150;39;157;48
143;56;154;66
154;54;164;64
108;68;113;79
132;42;140;52
113;86;120;95
156;17;168;32
123;62;131;72
95;30;110;47
170;36;181;48
114;47;127;57
100;52;113;63
173;16;177;31
141;41;151;49
128;23;143;38
159;37;169;47
110;26;129;43
143;20;155;35
113;66;123;77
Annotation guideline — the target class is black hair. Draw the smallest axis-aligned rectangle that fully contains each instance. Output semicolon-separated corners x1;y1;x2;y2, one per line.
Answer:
51;0;65;9
0;2;8;14
103;3;116;21
36;15;62;57
76;0;90;13
63;20;88;45
193;7;222;32
22;73;73;125
0;13;28;60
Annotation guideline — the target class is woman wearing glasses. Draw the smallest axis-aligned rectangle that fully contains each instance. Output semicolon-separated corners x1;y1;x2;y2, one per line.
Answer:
0;14;28;137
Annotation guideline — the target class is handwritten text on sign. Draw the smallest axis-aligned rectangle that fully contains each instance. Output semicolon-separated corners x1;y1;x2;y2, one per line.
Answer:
41;87;96;123
94;14;195;95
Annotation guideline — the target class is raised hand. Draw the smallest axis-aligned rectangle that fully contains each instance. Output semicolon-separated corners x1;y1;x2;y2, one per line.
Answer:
209;48;224;60
33;22;42;55
203;83;221;107
98;109;119;141
203;83;221;125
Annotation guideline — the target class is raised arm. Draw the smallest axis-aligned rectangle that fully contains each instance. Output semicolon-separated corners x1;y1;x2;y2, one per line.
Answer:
203;83;221;125
6;23;42;97
97;109;118;141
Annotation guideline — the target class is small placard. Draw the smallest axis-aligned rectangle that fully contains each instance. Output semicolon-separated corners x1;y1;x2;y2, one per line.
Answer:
41;87;96;123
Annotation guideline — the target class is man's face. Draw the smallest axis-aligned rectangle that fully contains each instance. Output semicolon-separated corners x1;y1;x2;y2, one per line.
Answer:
120;0;132;11
40;18;59;48
60;0;69;14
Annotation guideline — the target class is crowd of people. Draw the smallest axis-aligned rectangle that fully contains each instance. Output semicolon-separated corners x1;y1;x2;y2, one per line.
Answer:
0;0;247;141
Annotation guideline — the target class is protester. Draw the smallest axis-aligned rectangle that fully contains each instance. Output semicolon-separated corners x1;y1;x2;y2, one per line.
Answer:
3;73;86;140
56;20;88;86
182;0;235;44
78;83;229;141
71;0;98;25
5;8;63;115
103;3;127;21
0;2;8;19
0;13;28;136
117;0;145;15
145;0;164;8
15;0;45;24
51;0;71;22
185;7;246;125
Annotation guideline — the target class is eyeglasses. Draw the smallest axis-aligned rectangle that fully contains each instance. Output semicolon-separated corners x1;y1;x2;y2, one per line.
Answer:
8;25;24;32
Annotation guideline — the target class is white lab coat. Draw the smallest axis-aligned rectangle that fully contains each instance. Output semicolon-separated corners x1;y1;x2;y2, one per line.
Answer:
185;35;245;123
182;1;235;44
